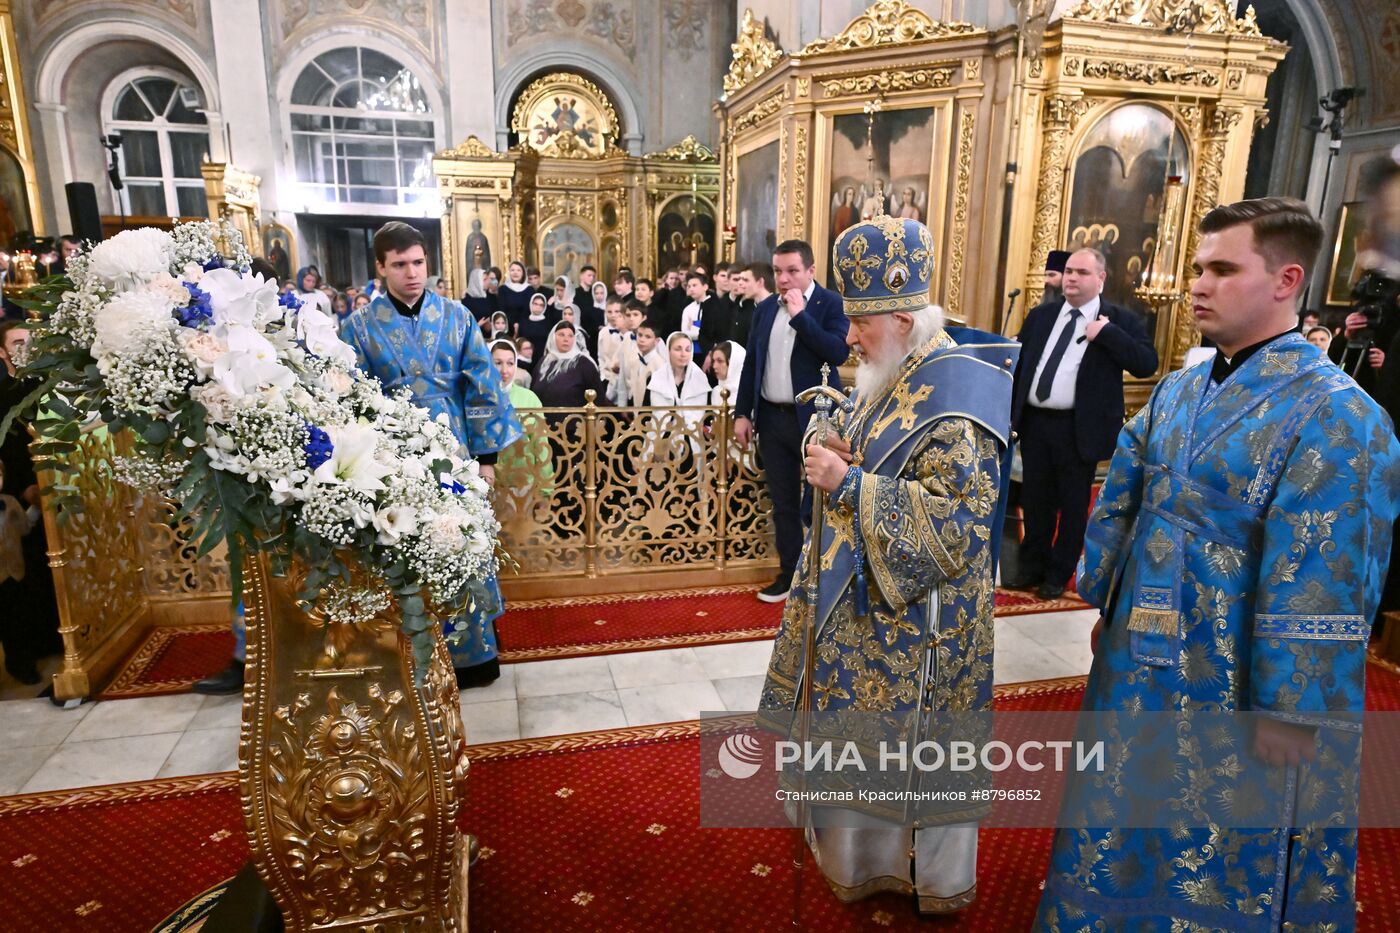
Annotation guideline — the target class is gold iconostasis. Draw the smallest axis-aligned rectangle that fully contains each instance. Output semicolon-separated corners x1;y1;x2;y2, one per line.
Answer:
426;0;1281;407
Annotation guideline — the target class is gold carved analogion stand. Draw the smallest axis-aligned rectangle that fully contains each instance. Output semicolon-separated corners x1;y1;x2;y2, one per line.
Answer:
235;557;470;931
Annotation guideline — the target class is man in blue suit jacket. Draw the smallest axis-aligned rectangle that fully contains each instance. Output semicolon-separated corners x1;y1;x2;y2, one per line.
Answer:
734;239;850;602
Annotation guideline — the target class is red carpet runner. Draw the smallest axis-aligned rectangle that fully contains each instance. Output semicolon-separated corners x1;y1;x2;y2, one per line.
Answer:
96;586;1088;697
5;661;1397;932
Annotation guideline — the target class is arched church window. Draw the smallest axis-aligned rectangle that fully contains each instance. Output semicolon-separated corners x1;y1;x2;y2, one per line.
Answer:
102;69;211;218
288;47;436;208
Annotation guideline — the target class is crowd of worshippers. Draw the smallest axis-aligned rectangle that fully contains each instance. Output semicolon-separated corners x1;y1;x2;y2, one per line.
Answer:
454;260;767;413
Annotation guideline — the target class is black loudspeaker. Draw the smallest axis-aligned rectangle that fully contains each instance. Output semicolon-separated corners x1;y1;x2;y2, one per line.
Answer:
64;182;103;243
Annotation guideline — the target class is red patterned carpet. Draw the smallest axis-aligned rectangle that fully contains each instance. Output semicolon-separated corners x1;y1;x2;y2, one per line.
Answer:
4;663;1397;932
93;586;1089;696
496;585;1087;661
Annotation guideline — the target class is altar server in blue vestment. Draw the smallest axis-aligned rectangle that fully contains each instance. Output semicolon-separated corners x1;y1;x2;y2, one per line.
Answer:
1036;198;1400;931
342;222;522;688
757;215;1019;915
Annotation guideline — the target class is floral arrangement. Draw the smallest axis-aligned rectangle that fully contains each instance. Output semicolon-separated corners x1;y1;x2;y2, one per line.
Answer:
4;220;498;672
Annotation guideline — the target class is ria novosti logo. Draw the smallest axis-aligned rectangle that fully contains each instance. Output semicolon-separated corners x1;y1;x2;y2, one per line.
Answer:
717;733;765;779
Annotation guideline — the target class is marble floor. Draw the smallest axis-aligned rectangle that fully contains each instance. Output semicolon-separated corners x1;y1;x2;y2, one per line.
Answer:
0;607;1097;796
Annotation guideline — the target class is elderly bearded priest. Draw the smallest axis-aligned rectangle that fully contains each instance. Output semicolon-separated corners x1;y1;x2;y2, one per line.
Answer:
756;215;1018;914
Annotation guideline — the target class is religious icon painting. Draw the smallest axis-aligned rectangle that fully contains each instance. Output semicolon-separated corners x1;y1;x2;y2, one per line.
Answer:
262;222;295;284
540;222;596;283
656;195;716;273
826;106;936;289
1066;102;1192;330
510;72;621;159
735;140;779;266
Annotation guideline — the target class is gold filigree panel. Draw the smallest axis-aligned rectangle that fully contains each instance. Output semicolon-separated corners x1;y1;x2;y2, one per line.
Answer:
142;498;231;598
817;66;956;99
494;407;774;580
945;109;975;321
1065;0;1262;37
45;429;146;657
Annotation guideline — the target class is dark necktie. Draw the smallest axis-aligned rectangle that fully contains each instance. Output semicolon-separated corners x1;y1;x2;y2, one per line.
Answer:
1035;307;1082;403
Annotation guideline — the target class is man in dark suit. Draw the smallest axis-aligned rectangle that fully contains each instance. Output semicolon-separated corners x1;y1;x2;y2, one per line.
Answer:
734;239;850;602
1010;247;1158;599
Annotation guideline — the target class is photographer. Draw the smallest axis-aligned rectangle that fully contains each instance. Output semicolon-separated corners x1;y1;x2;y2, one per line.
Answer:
1349;150;1400;615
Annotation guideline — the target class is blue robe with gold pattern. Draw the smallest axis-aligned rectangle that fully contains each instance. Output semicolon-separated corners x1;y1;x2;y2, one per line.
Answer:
342;292;522;667
757;329;1018;830
1036;333;1400;932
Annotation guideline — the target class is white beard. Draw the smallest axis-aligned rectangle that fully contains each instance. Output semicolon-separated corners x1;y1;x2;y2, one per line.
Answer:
853;349;905;400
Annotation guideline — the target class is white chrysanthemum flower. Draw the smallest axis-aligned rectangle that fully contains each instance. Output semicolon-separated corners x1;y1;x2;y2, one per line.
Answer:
86;228;174;292
91;286;179;358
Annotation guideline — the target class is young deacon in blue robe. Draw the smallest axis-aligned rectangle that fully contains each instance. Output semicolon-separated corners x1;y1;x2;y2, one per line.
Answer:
757;215;1019;914
1036;198;1400;931
341;222;522;688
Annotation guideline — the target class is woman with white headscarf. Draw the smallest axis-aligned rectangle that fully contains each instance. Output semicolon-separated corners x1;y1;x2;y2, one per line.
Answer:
499;260;533;331
709;340;746;409
547;275;575;322
463;268;494;323
531;320;614;412
488;311;511;342
645;332;711;428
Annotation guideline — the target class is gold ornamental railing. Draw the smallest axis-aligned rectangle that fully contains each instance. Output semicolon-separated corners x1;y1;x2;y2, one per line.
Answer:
36;400;776;699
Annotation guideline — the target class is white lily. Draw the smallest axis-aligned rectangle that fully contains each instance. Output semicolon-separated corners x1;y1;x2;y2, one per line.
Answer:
313;423;394;494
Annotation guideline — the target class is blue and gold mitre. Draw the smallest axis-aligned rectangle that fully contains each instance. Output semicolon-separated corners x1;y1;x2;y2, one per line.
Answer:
831;215;934;315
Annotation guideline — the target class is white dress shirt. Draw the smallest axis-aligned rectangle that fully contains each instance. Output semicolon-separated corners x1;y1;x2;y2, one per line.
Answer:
761;280;816;405
1027;295;1101;410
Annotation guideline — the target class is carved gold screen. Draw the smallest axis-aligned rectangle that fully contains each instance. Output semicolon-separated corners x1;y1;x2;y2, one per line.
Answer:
40;404;777;698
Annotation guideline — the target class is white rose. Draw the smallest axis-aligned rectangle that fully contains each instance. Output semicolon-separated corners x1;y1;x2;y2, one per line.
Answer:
91;286;178;358
191;383;239;422
182;331;227;378
323;369;353;396
148;272;192;307
87;228;174;292
372;504;419;545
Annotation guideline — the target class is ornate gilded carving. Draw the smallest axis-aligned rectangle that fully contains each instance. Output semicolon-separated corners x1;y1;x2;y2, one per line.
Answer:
777;124;788;236
510;72;621;159
732;90;786;132
797;77;811;97
1226;68;1244;90
793;124;808;235
439;135;502;159
1065;0;1263;37
1026;95;1094;308
1028;55;1045;78
798;0;977;56
818;66;957;98
1063;58;1081;77
492;406;774;579
646;135;716;162
452;178;498;189
241;556;468;931
539;192;596;220
1076;59;1220;86
725;9;786;95
945;109;975;321
963;58;981;81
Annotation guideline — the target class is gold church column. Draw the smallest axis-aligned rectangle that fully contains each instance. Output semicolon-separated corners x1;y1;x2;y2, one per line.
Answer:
1026;93;1090;312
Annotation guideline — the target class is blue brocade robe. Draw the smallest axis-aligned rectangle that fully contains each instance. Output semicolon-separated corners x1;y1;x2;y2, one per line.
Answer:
342;292;523;667
757;329;1018;830
1035;333;1400;932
